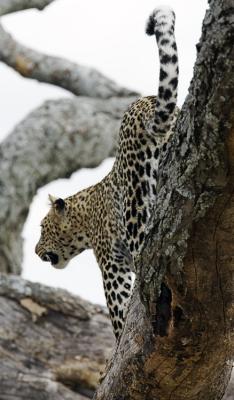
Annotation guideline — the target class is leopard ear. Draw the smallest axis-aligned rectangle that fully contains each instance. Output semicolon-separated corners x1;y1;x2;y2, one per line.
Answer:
48;194;57;205
48;194;65;214
54;198;65;213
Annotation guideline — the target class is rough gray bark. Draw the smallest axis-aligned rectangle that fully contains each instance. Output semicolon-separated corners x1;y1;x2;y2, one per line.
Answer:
0;273;114;400
0;0;56;16
0;95;136;275
94;1;234;399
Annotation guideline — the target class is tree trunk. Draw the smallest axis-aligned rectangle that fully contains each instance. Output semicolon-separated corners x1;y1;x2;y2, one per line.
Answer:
0;273;114;400
94;1;234;399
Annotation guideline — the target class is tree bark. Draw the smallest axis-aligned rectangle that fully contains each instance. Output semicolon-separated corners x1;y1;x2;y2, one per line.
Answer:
0;273;114;400
94;1;234;399
0;95;136;275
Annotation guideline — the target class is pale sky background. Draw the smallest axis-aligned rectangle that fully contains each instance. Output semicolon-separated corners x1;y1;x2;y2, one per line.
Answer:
0;0;208;305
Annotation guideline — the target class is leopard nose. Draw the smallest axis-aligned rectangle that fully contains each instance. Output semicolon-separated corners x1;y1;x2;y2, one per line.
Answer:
43;252;59;265
42;253;50;262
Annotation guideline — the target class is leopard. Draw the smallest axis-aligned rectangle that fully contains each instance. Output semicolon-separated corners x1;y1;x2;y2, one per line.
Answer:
35;6;179;340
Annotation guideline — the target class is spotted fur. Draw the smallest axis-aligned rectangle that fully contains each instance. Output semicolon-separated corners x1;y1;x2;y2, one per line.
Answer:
35;6;179;340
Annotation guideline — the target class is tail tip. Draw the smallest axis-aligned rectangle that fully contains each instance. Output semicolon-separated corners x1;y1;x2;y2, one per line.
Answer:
145;6;175;36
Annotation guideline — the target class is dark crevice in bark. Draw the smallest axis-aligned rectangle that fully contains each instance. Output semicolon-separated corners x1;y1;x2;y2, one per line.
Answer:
173;305;185;328
76;388;94;399
154;282;172;337
60;381;94;399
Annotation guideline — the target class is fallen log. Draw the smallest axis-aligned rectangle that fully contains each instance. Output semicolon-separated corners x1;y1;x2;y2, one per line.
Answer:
0;273;114;400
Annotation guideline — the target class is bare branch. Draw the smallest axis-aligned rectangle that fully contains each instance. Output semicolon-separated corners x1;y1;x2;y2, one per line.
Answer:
0;0;137;98
0;95;137;275
0;273;114;400
0;23;137;98
0;0;56;16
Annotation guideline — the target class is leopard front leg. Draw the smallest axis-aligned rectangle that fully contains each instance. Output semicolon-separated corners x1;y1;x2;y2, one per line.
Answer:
102;262;132;340
96;239;133;340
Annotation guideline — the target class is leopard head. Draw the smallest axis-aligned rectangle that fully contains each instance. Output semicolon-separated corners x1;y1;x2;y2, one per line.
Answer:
35;194;89;269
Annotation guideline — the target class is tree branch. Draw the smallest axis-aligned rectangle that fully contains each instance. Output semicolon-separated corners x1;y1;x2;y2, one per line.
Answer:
94;1;234;399
0;273;114;400
0;23;137;99
0;0;56;16
0;95;137;275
